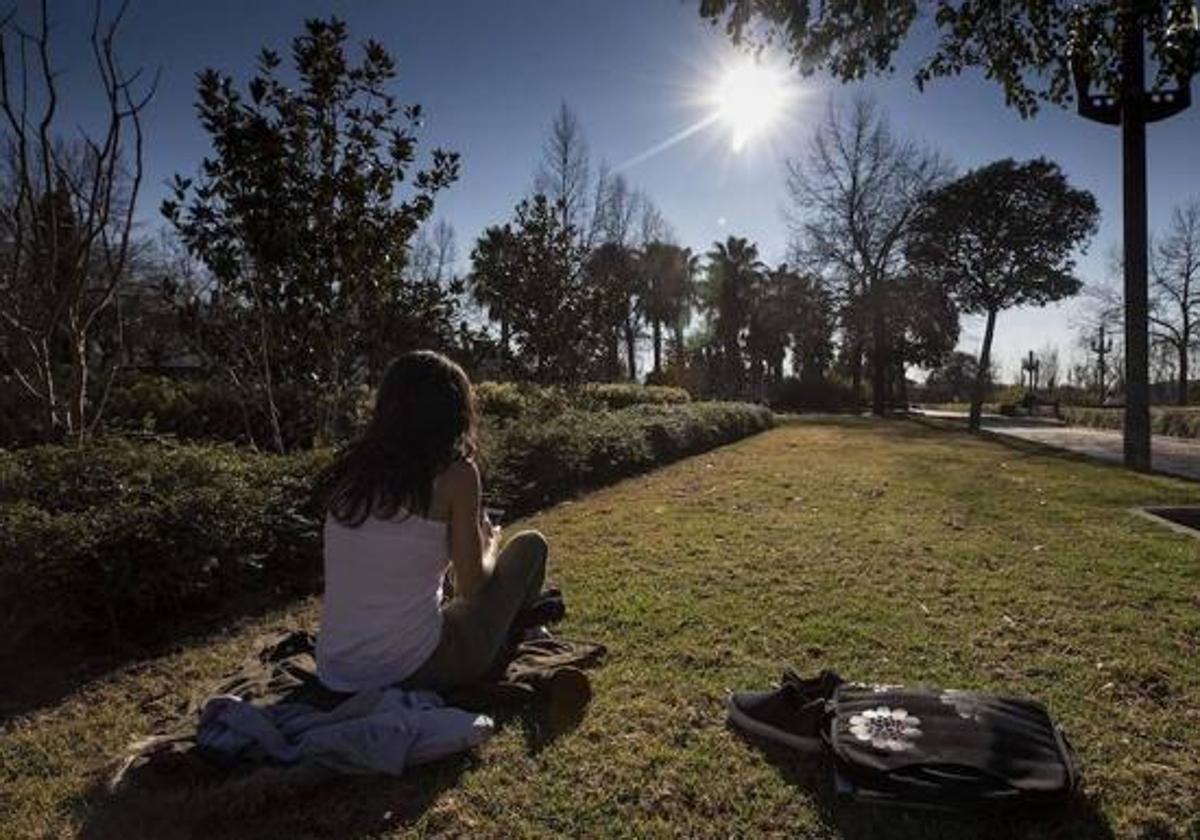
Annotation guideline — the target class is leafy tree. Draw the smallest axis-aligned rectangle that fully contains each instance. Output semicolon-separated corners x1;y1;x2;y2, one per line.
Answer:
924;351;985;403
888;271;961;406
502;194;591;384
585;241;642;380
1150;200;1200;404
469;224;521;366
702;236;763;396
640;241;696;375
697;0;1200;118
907;158;1099;430
162;17;458;450
786;271;836;384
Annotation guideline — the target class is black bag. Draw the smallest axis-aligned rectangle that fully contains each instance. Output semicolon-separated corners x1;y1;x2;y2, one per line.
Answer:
825;680;1080;810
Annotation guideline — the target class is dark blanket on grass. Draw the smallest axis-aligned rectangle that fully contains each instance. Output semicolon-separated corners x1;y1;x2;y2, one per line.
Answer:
106;630;605;795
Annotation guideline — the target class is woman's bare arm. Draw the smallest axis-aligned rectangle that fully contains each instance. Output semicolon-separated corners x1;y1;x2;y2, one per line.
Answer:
442;460;496;598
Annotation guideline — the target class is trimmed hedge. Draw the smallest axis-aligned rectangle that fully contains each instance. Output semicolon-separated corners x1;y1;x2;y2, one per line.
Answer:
483;402;772;515
0;401;772;646
1061;406;1200;439
578;382;691;409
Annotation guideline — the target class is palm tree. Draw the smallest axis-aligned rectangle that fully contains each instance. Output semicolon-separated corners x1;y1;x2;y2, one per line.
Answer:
468;225;520;365
585;241;642;380
703;236;764;396
639;241;696;375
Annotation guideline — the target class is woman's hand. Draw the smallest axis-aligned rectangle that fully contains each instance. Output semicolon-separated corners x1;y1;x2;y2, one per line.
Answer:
481;514;501;573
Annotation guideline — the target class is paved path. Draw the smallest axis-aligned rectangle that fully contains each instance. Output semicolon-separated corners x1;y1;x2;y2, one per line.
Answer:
913;409;1200;482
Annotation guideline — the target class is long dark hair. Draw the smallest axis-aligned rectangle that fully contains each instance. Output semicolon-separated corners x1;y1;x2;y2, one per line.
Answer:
320;351;477;526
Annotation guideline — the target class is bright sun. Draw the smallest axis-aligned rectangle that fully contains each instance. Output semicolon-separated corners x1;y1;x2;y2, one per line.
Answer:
712;59;791;152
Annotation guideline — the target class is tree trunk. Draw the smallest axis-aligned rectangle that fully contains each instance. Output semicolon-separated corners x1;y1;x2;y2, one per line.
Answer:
850;342;863;401
1179;321;1189;406
651;318;662;374
871;306;887;417
625;322;637;381
69;329;88;446
970;308;998;432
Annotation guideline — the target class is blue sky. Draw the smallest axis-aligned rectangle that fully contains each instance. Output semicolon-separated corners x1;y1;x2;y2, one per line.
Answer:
34;0;1200;380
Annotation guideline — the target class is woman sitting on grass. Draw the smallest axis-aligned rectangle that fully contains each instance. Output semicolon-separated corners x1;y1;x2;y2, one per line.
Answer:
315;350;549;693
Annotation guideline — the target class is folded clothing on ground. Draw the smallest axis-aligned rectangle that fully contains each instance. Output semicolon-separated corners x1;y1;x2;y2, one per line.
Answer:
111;629;605;788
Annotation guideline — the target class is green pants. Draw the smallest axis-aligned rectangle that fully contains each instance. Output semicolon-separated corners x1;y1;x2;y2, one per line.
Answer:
403;530;548;692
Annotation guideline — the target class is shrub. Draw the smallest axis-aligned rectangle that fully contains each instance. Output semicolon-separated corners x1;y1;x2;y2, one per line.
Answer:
578;382;691;409
771;378;860;413
1;401;772;646
0;441;329;647
101;376;371;450
483;402;773;516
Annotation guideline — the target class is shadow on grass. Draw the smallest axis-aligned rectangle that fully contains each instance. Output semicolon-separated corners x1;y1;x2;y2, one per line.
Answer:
74;750;475;840
73;670;591;839
730;728;1116;840
0;587;313;726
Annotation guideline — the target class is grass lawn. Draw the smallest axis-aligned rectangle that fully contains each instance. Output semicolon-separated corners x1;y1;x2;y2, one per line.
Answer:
3;417;1199;838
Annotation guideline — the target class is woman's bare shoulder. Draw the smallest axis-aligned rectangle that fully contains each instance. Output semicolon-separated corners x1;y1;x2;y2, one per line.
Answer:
433;458;480;500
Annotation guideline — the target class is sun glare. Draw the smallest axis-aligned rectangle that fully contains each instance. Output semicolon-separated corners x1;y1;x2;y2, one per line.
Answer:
712;59;791;152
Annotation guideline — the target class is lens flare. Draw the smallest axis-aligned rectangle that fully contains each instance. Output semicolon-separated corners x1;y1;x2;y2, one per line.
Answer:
712;59;791;152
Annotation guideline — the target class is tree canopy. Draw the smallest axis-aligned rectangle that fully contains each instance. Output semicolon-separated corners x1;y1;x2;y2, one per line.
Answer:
162;17;459;449
697;1;1200;117
907;156;1099;428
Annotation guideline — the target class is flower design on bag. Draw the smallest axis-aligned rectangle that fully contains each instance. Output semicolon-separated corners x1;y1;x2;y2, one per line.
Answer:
847;682;904;694
848;706;923;752
939;689;981;721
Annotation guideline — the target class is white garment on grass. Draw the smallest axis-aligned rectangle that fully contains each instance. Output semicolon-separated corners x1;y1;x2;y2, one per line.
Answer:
196;688;493;775
316;511;449;691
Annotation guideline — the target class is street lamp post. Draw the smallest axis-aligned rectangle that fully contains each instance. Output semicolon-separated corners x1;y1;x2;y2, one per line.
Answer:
1072;3;1196;472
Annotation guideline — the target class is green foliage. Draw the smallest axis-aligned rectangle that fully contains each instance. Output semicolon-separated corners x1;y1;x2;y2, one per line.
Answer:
697;1;1200;118
483;402;773;516
98;376;372;450
0;400;771;645
470;195;593;384
0;442;329;645
771;377;861;413
908;157;1098;428
472;381;573;423
909;159;1098;317
162;17;460;450
578;382;691;409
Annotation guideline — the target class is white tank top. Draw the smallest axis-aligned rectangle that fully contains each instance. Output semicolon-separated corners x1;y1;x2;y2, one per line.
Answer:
316;510;448;691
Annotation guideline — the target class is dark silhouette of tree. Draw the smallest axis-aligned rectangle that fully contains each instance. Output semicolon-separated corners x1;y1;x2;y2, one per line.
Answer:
747;266;794;394
1150;200;1200;404
640;241;695;375
585;240;642;380
786;271;836;384
503;194;591;384
925;351;986;404
469;224;521;367
907;158;1099;430
697;0;1199;118
888;272;960;407
787;97;948;415
0;1;156;445
703;236;763;396
163;18;458;450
